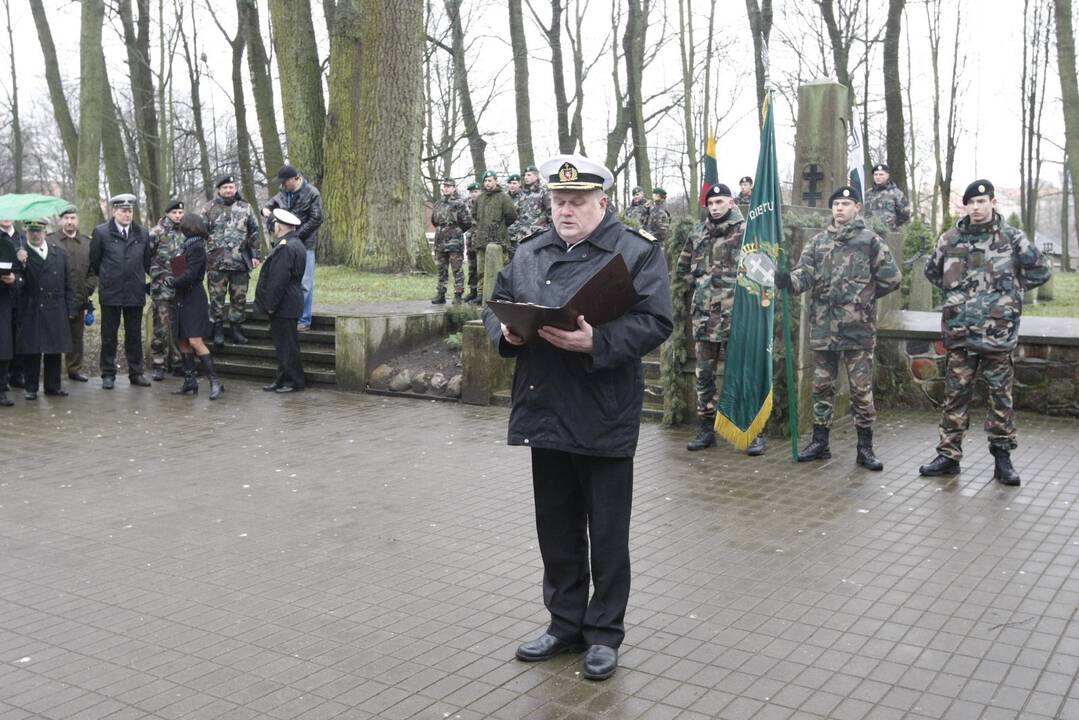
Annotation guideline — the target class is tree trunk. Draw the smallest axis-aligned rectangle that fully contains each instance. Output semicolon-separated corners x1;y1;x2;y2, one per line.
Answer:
1055;0;1079;271
239;0;284;193
1062;158;1072;271
76;0;106;229
28;0;78;177
677;0;697;205
604;1;629;192
229;14;256;208
745;0;772;126
624;0;651;190
817;0;851;90
179;4;213;200
883;0;906;194
4;0;22;193
118;0;163;217
508;0;534;169
566;0;588;154
268;0;326;185
100;57;135;197
445;0;486;179
537;0;574;154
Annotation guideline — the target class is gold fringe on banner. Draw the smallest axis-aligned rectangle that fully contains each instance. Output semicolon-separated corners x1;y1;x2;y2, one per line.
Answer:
713;390;773;451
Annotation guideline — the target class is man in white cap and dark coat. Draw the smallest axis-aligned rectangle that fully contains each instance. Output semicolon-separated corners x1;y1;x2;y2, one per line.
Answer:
255;208;307;393
90;193;152;389
481;154;673;681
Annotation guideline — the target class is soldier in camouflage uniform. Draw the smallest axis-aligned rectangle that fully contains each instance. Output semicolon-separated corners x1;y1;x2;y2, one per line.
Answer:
775;186;901;470
463;182;482;302
508;165;551;250
625;187;650;227
736;176;753;205
470;170;517;304
863;163;911;232
203;174;261;349
148;199;186;380
506;174;521;201
676;184;766;456
918;180;1051;486
646;188;671;246
430;179;473;304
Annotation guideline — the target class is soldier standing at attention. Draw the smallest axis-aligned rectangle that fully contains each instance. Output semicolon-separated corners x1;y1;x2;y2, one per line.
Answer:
625;186;650;227
677;184;765;456
775;186;901;469
463;181;482;303
470;170;517;303
49;206;96;383
147;199;185;380
863;163;911;232
736;176;754;205
205;174;261;349
508;164;551;252
430;179;473;305
918;180;1051;485
646;188;671;247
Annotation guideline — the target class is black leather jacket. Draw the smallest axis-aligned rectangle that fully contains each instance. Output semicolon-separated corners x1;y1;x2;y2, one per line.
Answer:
263;178;324;251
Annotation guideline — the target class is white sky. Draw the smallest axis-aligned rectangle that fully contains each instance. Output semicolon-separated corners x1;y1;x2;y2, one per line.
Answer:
5;0;1067;205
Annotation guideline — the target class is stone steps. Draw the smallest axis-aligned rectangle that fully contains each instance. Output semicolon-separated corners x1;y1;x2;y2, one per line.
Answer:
214;309;337;385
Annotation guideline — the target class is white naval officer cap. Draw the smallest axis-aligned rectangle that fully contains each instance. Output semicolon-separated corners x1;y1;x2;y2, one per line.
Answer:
109;193;137;208
272;208;302;227
540;154;614;191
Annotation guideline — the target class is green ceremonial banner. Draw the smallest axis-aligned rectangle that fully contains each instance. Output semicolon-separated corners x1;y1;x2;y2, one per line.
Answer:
714;93;795;451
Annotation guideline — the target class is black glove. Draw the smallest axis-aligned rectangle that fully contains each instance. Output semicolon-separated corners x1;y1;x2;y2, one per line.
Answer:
774;271;792;290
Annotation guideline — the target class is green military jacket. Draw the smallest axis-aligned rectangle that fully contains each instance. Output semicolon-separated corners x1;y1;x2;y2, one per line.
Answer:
646;199;671;243
925;212;1051;352
863;181;911;231
676;207;745;342
148;217;185;300
508;181;551;243
625;199;650;227
203;196;260;272
789;218;901;351
431;194;473;253
48;230;97;308
472;187;517;247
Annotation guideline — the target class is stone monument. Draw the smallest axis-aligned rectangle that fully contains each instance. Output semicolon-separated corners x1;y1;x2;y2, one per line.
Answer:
791;81;851;208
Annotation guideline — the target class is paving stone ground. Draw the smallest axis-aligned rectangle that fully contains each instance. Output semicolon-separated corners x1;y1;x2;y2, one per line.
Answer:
1;379;1077;720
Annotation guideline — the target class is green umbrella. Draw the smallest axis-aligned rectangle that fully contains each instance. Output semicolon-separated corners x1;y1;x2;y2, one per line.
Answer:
0;193;75;221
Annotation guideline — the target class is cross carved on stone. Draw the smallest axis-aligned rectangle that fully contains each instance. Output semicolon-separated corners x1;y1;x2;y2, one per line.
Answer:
801;164;825;207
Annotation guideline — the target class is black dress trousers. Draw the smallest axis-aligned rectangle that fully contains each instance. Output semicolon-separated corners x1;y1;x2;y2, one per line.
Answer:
529;447;634;649
100;305;145;378
269;314;305;389
22;353;62;393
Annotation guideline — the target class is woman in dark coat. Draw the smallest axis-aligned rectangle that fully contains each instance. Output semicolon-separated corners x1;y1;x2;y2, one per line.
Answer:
167;215;223;399
0;237;22;406
16;220;76;400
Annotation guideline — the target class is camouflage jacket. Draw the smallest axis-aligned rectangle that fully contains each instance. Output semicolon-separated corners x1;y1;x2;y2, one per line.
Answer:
625;198;650;227
736;190;753;205
789;218;902;351
925;212;1051;352
472;188;517;246
645;200;671;243
863;181;911;231
147;217;185;300
431;194;473;252
203;196;260;272
676;207;745;342
508;181;551;243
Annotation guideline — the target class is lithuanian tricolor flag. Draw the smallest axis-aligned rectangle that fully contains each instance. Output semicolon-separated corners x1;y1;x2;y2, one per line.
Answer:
699;132;718;207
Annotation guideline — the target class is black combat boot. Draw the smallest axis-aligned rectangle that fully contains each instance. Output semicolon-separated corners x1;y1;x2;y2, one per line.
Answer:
855;426;883;471
686;418;716;451
797;425;831;462
212;322;225;350
200;354;225;400
746;434;766;456
0;390;11;407
151;364;165;381
990;445;1021;486
431;290;447;305
229;323;249;345
452;292;463;305
919;454;960;476
463;288;478;303
172;354;198;395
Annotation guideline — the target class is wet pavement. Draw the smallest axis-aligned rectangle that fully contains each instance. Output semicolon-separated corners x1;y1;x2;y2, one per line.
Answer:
1;379;1077;719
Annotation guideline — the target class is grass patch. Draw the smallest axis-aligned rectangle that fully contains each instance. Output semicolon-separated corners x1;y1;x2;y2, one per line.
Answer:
1025;271;1079;318
251;264;433;304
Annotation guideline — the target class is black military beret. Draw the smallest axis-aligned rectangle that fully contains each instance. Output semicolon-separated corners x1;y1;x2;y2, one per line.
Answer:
481;170;498;180
164;197;184;213
873;163;889;173
276;164;300;181
739;176;753;184
467;182;479;191
524;165;539;174
59;205;78;217
705;184;732;200
962;179;994;204
632;186;644;194
653;187;667;197
828;186;861;207
214;174;236;189
508;174;521;182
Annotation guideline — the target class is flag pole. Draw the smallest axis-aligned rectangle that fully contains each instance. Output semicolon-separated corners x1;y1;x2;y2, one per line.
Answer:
779;251;798;462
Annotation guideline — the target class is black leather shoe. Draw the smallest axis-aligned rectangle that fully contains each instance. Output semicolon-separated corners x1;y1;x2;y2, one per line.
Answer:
102;376;115;390
746;435;767;456
68;372;89;382
582;645;618;680
24;391;38;400
275;385;296;394
263;383;281;392
151;366;165;381
129;374;151;387
919;454;960;477
0;391;12;407
515;633;586;662
45;389;69;397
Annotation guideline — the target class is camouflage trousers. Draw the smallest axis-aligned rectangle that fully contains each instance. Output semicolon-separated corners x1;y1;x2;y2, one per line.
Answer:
465;236;478;292
694;340;726;420
150;297;180;368
937;348;1016;461
812;349;877;428
436;250;464;295
207;269;249;324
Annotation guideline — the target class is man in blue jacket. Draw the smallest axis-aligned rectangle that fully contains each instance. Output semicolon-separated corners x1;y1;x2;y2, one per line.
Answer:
482;154;673;681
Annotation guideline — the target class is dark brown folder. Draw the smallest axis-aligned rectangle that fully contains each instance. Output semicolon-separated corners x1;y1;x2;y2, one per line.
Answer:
169;254;187;277
486;253;639;344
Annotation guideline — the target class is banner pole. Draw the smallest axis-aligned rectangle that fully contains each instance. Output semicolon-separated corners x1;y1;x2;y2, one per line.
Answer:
779;246;798;462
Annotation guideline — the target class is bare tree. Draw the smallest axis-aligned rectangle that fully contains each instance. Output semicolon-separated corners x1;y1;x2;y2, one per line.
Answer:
118;0;164;217
526;0;579;154
28;0;78;176
882;0;906;194
676;0;698;204
3;0;22;192
744;0;772;124
444;0;486;177
1020;0;1053;235
508;0;534;168
76;0;106;228
177;0;212;199
206;0;257;205
1055;0;1079;270
926;0;963;228
238;0;284;192
268;0;326;184
624;0;651;190
101;57;135;197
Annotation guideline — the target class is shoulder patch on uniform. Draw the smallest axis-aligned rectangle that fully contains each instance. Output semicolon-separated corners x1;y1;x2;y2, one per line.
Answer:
629;226;658;243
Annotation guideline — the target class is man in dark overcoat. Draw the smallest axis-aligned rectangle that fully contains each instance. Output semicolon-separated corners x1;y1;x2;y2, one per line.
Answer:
254;209;307;393
482;154;673;681
0;225;23;406
16;220;76;399
0;218;26;387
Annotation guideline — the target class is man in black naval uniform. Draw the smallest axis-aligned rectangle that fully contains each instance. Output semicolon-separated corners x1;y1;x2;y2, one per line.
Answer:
482;154;673;681
255;209;307;393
